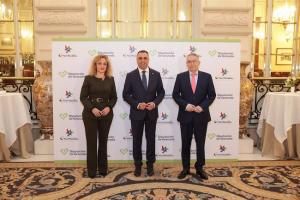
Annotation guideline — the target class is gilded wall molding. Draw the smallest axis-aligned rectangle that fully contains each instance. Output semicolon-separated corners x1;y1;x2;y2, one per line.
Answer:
201;6;252;35
203;12;250;27
35;0;84;10
37;11;84;25
35;25;87;33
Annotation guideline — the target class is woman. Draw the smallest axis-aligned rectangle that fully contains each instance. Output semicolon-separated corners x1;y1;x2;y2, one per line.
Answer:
80;55;117;178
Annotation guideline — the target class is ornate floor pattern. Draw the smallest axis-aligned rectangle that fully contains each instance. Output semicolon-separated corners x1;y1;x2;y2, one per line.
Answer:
0;161;299;200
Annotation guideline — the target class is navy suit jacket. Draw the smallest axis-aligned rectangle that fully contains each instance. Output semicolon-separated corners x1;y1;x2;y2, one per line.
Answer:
172;70;216;124
123;68;165;121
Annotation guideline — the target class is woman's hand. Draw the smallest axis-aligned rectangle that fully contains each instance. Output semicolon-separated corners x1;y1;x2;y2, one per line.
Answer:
92;108;102;117
101;107;111;116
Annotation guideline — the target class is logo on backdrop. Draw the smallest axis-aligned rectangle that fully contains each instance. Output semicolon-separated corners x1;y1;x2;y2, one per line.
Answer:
149;49;175;58
189;45;196;53
88;49;97;57
163;94;173;99
183;45;199;57
66;129;72;136
207;133;233;141
158;112;172;123
214;112;232;124
119;70;128;79
213;145;231;156
59;128;79;141
58;45;77;57
123;45;137;57
60;148;69;155
157;145;173;156
59;113;82;121
219;145;226;152
119;112;128;120
60;148;86;156
208;49;234;58
59;90;78;103
157;135;175;141
161;68;174;80
108;135;116;141
120;148;131;155
161;146;168;153
65;45;71;53
217;93;234;100
215;68;234;80
58;71;85;79
149;49;158;57
123;129;133;140
87;49;115;57
129;45;136;53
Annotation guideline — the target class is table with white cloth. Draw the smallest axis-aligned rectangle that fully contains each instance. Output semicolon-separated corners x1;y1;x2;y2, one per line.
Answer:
257;92;300;159
0;92;33;161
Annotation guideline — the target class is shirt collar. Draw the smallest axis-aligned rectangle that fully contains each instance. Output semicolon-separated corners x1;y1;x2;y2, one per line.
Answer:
138;67;149;73
189;71;198;76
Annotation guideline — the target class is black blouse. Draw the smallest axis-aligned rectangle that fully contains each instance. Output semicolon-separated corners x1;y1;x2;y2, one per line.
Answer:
80;75;117;119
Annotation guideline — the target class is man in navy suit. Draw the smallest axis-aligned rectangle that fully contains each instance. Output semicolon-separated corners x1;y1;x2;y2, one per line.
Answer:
172;53;216;180
123;50;165;177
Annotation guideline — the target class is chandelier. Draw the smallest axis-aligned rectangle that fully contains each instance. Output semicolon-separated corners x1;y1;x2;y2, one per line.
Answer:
272;3;296;29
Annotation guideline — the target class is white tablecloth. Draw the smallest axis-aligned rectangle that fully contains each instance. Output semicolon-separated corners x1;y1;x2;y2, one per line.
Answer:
257;92;300;143
0;93;32;146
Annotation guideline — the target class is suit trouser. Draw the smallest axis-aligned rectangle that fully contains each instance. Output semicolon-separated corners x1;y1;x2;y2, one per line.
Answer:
131;118;157;167
180;118;208;171
83;116;112;174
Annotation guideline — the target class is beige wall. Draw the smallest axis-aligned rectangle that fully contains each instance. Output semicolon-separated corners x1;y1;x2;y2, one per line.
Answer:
34;0;252;63
198;0;253;62
34;0;96;61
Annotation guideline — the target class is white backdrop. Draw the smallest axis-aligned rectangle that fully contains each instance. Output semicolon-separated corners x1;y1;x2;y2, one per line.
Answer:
52;39;240;163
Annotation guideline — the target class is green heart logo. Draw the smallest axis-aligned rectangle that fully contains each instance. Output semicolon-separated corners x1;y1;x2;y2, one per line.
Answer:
149;50;158;56
119;112;128;119
209;50;217;57
120;148;128;155
119;71;127;78
207;132;216;140
59;113;68;120
88;49;97;56
60;148;69;155
59;71;68;78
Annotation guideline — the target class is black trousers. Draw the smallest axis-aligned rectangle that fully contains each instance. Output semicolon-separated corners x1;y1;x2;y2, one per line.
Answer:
131;118;157;167
180;117;208;171
83;116;112;175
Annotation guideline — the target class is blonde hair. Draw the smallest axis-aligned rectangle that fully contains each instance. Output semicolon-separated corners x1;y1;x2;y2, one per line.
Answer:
88;55;112;77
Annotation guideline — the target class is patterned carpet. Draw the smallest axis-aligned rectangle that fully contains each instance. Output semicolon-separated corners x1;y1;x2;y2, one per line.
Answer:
0;161;299;200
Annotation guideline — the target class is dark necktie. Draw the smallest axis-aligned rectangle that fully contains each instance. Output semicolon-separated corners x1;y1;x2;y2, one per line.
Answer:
142;70;147;90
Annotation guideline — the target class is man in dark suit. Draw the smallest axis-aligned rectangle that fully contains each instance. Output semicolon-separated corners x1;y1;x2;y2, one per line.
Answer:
172;53;216;180
123;50;165;177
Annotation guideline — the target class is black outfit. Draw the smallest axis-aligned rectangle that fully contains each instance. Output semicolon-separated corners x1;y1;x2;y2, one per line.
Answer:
172;71;216;172
80;75;117;177
122;68;165;168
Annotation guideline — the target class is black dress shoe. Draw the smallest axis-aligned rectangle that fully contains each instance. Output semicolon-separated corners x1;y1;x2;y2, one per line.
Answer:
147;165;154;176
99;171;108;177
134;166;141;177
88;172;96;178
196;170;208;180
177;169;190;179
